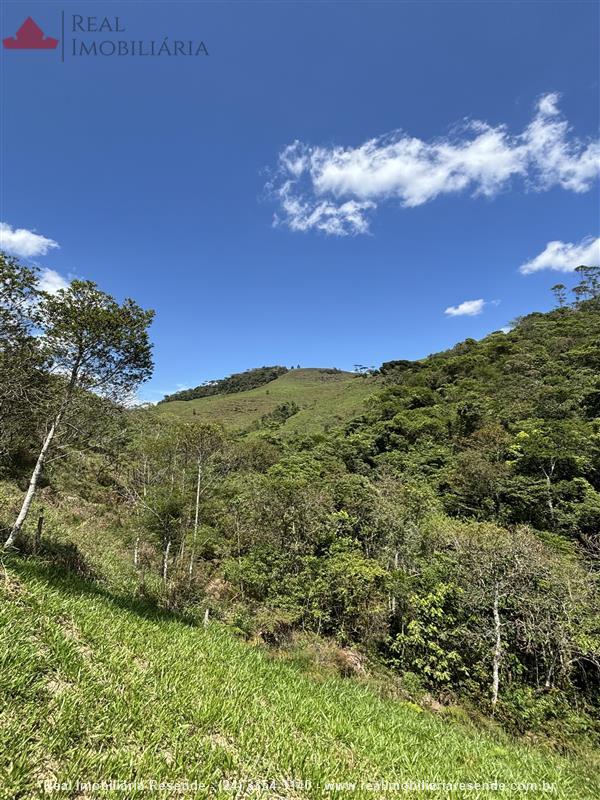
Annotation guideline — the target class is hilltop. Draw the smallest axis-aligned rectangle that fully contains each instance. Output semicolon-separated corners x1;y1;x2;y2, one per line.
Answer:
160;365;289;403
156;367;379;434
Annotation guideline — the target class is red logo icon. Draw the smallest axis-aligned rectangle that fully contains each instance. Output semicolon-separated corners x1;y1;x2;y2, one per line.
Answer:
3;17;59;49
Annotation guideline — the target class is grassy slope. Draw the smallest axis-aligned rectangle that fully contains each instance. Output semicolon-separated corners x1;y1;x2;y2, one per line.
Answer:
156;369;378;435
1;553;598;800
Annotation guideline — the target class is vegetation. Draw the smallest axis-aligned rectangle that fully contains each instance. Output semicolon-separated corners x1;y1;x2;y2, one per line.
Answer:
160;365;289;403
2;555;597;799
157;368;378;435
1;250;599;796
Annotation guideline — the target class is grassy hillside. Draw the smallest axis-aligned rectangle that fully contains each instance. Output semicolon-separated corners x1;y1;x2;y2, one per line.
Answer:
157;368;378;435
2;481;597;800
2;556;598;800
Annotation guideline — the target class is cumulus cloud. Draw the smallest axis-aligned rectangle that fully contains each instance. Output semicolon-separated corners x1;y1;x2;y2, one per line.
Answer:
445;298;486;317
0;222;59;257
267;94;599;235
38;268;70;294
519;236;600;274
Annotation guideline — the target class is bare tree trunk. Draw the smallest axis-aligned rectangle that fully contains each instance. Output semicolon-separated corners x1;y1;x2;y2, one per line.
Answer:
390;549;399;617
162;539;171;583
542;461;556;522
133;533;140;568
545;653;556;689
5;418;59;548
188;458;201;582
5;360;79;549
234;510;245;598
492;582;501;708
544;472;554;519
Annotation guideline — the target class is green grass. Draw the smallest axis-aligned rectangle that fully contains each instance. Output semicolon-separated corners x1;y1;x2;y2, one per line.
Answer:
156;369;378;435
1;557;598;800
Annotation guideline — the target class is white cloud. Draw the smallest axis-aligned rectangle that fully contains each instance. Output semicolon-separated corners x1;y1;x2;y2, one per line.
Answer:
0;222;59;257
275;182;375;235
268;93;599;235
519;235;600;274
38;268;69;294
445;298;486;317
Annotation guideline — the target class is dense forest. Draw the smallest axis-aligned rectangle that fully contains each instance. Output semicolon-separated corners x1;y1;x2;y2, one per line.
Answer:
1;251;599;754
160;365;289;403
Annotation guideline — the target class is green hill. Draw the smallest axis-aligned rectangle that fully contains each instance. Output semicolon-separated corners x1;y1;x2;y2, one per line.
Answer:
157;368;379;434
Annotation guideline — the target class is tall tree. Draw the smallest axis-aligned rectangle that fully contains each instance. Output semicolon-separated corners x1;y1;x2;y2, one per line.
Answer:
0;252;38;344
4;280;154;548
550;283;567;308
573;265;600;305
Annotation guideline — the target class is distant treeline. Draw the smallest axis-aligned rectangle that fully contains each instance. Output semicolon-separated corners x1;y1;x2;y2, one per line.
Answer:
160;366;289;403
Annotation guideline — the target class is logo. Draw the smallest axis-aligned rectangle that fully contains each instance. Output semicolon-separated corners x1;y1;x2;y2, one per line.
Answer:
2;13;208;62
3;17;59;50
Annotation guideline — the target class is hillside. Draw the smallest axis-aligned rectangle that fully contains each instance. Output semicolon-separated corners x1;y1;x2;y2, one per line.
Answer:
156;368;379;434
2;554;598;799
2;255;600;799
334;301;600;537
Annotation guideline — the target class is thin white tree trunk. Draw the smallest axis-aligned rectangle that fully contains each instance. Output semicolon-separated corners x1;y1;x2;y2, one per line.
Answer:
236;511;244;598
5;360;79;549
5;416;59;548
163;539;171;583
133;533;140;568
544;653;556;689
390;549;399;616
542;460;556;521
188;458;201;582
491;582;501;708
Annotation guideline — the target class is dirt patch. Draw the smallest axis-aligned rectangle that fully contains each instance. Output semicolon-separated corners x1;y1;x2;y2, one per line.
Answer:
209;732;238;756
46;676;73;697
0;567;24;598
133;656;149;672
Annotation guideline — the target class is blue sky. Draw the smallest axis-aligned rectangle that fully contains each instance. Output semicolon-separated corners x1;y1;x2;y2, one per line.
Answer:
1;1;599;401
